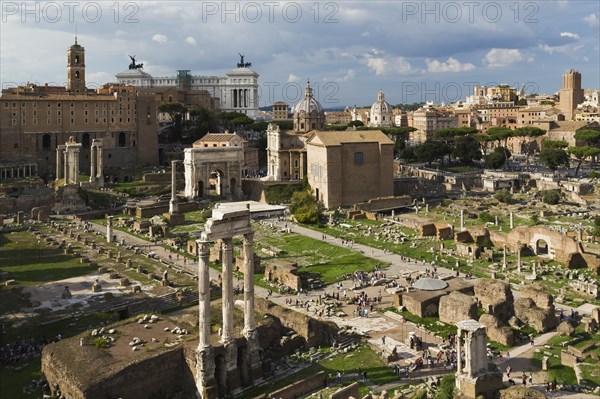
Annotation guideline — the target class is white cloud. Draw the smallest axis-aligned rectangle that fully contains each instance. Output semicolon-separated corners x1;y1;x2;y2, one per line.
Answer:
584;13;599;28
288;73;300;83
540;43;584;55
365;49;414;76
560;32;580;40
185;36;197;46
152;34;168;44
324;69;356;82
425;57;475;73
360;32;370;37
86;72;111;86
483;49;533;69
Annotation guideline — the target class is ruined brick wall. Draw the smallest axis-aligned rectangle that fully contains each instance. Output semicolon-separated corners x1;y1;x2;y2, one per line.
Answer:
42;341;195;399
254;298;338;347
479;314;515;346
438;292;477;324
268;371;327;399
474;279;514;321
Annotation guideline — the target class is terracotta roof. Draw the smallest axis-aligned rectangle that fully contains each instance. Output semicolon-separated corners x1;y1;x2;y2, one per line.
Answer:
196;133;241;142
306;130;394;146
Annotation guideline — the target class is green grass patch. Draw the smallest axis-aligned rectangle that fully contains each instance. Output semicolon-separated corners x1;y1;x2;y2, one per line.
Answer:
264;183;304;204
257;229;386;284
0;230;91;288
238;344;396;399
0;358;42;399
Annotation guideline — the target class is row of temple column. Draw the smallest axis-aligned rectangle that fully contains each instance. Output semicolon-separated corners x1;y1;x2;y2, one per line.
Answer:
196;232;261;398
55;137;103;185
233;88;248;108
0;163;37;179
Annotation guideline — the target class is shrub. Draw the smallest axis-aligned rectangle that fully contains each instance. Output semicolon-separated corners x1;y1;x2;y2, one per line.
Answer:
541;190;560;205
479;211;495;223
494;188;512;203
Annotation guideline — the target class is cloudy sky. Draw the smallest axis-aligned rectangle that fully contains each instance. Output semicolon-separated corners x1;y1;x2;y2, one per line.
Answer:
1;0;598;108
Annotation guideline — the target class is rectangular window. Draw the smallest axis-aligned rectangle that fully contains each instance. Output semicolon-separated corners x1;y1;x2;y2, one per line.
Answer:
57;118;62;124
354;152;364;165
47;118;51;125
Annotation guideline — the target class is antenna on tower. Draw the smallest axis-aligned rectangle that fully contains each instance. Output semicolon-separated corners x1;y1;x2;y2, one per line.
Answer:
75;24;78;45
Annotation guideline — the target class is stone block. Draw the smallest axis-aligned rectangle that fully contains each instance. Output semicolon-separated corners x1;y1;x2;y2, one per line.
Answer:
439;291;478;324
557;321;575;336
5;279;17;286
131;285;142;293
479;314;515;346
119;278;130;287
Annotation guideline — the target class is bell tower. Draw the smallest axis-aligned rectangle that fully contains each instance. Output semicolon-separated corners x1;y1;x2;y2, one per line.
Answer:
67;37;86;93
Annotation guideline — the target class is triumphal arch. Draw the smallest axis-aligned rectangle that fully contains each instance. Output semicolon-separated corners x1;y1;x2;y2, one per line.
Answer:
184;133;244;200
196;205;261;398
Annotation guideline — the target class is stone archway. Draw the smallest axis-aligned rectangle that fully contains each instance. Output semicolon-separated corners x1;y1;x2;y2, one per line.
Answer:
209;169;224;197
196;180;204;198
536;239;549;256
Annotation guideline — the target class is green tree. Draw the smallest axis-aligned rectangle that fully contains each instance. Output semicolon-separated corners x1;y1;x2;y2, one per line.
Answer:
542;140;568;149
452;135;482;164
568;146;600;177
484;147;509;169
399;146;416;162
539;148;570;171
512;126;546;166
541;190;560;205
516;98;528;106
382;126;416;156
574;129;600;145
348;120;364;127
414;141;452;165
159;102;187;141
189;107;219;140
289;189;322;224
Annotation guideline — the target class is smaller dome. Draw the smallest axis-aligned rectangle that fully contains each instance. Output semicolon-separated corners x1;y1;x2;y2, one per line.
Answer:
292;81;323;114
412;278;448;291
370;90;391;115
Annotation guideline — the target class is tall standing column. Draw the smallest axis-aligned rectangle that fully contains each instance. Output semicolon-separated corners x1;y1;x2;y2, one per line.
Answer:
106;216;113;243
72;146;80;185
55;146;64;180
243;232;263;382
243;233;256;334
196;239;216;399
90;144;97;183
221;238;234;344
460;209;465;231
169;160;179;214
197;240;211;349
63;150;69;183
456;329;463;374
96;143;104;182
509;212;514;229
502;245;507;271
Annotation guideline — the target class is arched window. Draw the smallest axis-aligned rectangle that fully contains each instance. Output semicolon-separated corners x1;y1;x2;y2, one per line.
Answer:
118;132;126;147
75;71;79;78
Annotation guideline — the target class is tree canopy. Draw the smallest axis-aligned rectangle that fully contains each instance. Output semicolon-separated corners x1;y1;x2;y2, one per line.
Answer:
539;147;570;171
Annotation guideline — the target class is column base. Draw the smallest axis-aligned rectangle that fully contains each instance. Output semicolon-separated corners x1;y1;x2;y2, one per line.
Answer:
224;341;241;394
196;346;217;399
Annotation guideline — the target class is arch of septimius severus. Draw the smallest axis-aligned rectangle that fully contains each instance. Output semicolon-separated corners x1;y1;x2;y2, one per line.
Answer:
195;205;261;398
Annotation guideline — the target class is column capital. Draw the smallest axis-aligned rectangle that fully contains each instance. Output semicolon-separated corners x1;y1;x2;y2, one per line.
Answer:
243;232;254;244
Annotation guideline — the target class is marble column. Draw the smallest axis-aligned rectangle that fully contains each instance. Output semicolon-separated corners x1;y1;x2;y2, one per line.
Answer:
96;143;104;182
90;143;97;183
243;232;262;381
169;160;179;214
197;240;211;349
221;238;234;344
460;209;465;231
196;240;216;399
243;233;256;335
509;212;514;229
502;245;507;271
456;329;463;374
55;146;64;180
106;216;113;243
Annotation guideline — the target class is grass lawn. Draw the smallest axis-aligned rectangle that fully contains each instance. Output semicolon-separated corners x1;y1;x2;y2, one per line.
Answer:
0;230;90;287
531;334;578;385
238;344;396;399
0;358;42;399
256;229;386;284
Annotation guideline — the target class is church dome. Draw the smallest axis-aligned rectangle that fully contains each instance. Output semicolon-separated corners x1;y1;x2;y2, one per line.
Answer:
293;81;323;114
370;90;391;115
